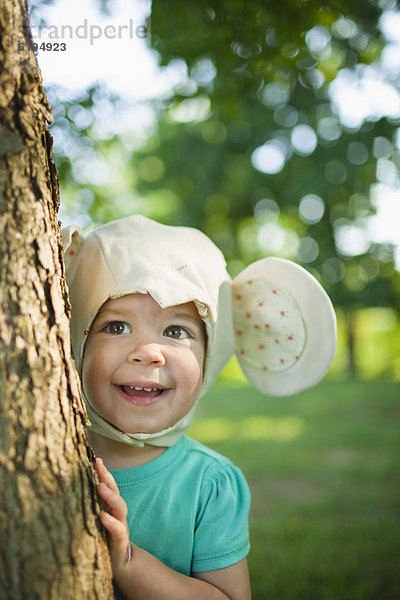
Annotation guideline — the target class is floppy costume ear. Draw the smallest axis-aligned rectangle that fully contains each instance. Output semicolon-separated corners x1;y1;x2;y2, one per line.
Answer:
61;224;84;270
232;258;337;397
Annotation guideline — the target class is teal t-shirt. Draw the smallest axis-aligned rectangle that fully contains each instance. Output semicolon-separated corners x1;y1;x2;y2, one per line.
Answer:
110;436;250;598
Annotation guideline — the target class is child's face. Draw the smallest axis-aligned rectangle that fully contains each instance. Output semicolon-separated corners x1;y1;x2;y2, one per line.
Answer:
81;293;206;436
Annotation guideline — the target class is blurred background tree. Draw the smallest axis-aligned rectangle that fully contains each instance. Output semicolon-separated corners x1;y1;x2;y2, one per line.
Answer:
31;0;400;378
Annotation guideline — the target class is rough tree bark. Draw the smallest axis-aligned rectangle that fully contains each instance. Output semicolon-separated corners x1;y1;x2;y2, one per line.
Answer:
0;2;113;598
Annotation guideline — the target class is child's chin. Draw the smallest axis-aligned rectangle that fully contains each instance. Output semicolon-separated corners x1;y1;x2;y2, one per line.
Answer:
120;419;172;437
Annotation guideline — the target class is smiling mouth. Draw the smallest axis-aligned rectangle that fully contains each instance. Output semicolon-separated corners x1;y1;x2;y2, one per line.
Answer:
120;385;165;398
117;384;169;407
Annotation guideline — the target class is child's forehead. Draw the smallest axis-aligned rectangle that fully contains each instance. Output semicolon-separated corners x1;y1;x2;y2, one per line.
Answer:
96;293;201;321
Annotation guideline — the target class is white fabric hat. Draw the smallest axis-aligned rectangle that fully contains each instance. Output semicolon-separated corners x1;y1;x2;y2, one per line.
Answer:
62;214;336;447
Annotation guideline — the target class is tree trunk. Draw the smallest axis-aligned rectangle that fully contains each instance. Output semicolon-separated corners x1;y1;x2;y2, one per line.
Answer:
0;2;113;598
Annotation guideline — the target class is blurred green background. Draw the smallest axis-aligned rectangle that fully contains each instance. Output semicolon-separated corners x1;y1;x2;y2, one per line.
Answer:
30;0;399;597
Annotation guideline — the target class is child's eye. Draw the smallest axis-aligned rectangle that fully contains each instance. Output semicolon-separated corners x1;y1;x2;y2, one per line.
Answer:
105;321;131;335
164;325;190;339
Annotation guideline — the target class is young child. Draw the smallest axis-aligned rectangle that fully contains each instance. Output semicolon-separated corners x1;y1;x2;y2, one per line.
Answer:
62;214;336;600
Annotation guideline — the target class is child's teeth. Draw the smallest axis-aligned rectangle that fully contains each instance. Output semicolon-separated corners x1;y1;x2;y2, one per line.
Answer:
129;385;161;392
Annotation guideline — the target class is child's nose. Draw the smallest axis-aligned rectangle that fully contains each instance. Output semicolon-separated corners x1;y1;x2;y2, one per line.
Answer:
127;341;166;366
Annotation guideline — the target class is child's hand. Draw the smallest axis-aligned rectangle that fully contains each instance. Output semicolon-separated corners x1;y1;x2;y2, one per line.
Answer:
94;457;132;577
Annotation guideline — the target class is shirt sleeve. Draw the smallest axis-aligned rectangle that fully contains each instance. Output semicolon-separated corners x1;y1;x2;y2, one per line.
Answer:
191;462;251;573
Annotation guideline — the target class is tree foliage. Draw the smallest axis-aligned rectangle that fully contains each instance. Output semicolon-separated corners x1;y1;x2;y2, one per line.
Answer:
147;0;399;309
47;0;400;317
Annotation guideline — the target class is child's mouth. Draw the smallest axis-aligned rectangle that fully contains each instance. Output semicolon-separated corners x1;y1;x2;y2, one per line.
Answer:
117;385;168;406
120;385;164;397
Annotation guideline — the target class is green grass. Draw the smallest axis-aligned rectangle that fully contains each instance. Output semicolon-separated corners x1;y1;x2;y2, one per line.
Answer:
187;380;400;600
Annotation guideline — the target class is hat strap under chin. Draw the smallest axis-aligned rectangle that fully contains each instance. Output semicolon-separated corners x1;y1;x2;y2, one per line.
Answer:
84;394;177;447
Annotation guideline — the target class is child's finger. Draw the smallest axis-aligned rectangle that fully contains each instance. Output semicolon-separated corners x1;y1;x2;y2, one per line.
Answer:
100;512;131;575
100;511;128;543
98;481;128;522
94;458;120;492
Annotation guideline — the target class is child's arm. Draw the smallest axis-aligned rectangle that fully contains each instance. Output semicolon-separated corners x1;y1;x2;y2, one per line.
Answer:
94;458;251;600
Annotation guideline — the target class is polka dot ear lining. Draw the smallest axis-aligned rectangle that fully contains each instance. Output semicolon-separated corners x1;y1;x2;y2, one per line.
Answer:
232;257;337;397
233;279;306;373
